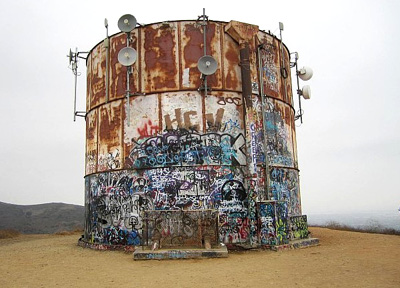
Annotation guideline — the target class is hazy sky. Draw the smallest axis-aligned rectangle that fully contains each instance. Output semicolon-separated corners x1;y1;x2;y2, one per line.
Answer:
0;0;399;215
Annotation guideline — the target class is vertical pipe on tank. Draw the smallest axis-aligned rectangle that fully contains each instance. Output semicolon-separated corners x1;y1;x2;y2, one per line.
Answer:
239;43;252;109
257;46;270;200
239;42;258;246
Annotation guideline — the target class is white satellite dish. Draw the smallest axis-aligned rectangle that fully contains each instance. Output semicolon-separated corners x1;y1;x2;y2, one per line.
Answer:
197;55;218;75
118;14;137;32
298;66;313;81
118;47;137;66
302;85;311;99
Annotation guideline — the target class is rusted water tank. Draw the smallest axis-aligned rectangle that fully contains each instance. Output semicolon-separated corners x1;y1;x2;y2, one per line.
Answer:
82;18;312;249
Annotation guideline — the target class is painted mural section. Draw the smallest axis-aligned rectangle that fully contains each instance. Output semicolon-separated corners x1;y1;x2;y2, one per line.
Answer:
84;166;250;245
258;201;289;246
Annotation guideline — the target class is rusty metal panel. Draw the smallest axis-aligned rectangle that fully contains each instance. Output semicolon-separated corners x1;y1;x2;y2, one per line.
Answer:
90;41;106;108
97;100;123;172
180;21;223;90
161;92;203;132
222;32;241;91
123;94;160;168
259;37;282;101
109;32;140;101
85;109;98;175
141;22;179;93
282;46;293;106
205;92;244;137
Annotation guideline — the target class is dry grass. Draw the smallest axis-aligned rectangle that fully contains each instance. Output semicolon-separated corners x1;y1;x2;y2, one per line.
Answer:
0;229;21;239
316;221;400;236
54;228;84;236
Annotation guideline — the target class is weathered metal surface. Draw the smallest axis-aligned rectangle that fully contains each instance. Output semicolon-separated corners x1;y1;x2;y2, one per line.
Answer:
259;38;282;101
90;41;106;108
269;167;301;215
263;98;296;168
97;100;122;172
223;33;241;91
205;92;244;137
85;110;98;175
142;210;219;248
123;94;159;168
83;19;307;248
109;32;140;101
180;21;222;90
141;22;180;92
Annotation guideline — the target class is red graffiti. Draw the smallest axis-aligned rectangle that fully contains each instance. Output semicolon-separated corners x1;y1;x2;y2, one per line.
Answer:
137;119;159;137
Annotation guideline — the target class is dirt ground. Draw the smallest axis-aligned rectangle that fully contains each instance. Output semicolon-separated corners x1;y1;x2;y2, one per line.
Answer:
0;227;399;288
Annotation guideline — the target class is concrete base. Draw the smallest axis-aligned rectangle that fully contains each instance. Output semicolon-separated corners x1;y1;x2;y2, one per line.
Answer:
269;237;320;251
133;245;229;260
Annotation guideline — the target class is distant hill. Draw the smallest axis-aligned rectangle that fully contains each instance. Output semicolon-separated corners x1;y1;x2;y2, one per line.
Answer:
0;202;84;234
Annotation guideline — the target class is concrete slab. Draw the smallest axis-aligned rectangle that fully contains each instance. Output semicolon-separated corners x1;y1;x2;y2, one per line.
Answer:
270;238;320;251
133;245;229;260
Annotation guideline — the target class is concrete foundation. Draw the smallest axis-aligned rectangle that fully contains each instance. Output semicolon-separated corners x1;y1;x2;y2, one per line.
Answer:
133;245;229;260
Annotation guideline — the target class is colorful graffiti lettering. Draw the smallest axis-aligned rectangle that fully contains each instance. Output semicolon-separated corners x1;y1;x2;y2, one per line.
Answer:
289;215;309;240
269;167;301;216
128;131;246;168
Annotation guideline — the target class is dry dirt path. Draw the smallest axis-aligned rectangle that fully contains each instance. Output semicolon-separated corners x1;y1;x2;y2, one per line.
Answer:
0;227;399;287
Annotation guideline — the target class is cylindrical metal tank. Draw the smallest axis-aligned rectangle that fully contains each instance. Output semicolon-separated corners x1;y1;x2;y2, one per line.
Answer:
82;19;309;249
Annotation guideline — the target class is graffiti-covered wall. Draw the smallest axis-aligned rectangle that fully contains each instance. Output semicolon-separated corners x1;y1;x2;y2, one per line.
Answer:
82;19;308;248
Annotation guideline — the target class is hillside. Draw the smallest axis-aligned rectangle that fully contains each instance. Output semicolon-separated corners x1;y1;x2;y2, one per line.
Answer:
0;202;84;234
0;227;399;287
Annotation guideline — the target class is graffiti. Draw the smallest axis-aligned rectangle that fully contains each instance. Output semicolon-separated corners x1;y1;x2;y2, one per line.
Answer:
275;201;289;244
206;108;225;132
258;202;276;245
250;123;265;165
164;108;199;131
85;150;97;174
85;166;248;245
269;167;301;216
258;201;288;246
217;96;242;106
218;180;249;244
264;98;294;167
219;212;249;244
86;171;152;245
137;119;159;138
128;130;246;168
289;215;309;240
142;210;218;248
260;43;279;93
98;149;121;170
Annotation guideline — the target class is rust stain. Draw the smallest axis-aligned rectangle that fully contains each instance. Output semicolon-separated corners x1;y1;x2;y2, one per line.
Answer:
99;102;122;144
224;38;240;90
90;44;106;108
182;22;218;89
143;26;178;91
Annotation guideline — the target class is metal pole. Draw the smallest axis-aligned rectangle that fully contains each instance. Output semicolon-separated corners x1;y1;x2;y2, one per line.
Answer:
105;19;110;103
258;46;270;200
202;8;208;96
126;33;131;127
295;61;303;124
279;24;288;104
73;48;78;122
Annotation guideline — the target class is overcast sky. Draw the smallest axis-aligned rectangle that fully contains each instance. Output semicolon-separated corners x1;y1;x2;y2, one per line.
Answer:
0;0;399;215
